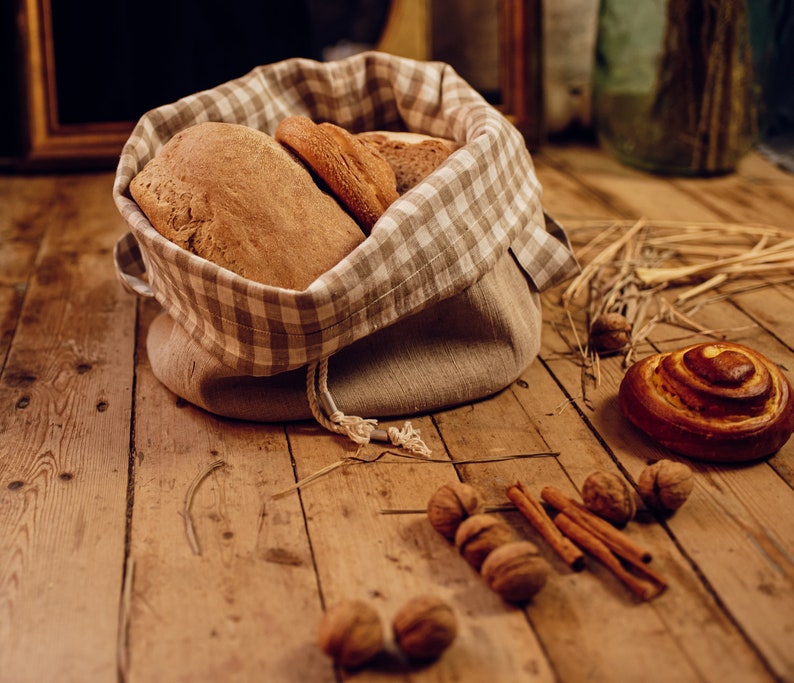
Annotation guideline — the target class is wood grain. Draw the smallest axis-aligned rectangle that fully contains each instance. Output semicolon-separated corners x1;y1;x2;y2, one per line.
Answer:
287;418;557;682
1;147;793;682
122;302;331;683
535;151;794;682
0;174;135;682
0;176;58;364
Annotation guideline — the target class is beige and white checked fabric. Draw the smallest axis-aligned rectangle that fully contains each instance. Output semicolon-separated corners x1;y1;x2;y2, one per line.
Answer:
113;51;578;377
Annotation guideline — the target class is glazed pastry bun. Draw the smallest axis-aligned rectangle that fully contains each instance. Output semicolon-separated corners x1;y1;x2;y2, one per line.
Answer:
618;341;794;462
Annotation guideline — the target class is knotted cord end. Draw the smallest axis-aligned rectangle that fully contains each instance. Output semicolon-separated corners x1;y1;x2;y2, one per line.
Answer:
306;360;431;455
371;423;432;456
328;410;378;445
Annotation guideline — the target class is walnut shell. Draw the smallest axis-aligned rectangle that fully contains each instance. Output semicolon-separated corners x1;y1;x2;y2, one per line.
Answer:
590;312;632;355
480;541;549;603
454;513;514;570
317;599;384;668
638;459;694;513
426;482;484;539
581;470;637;526
392;595;458;660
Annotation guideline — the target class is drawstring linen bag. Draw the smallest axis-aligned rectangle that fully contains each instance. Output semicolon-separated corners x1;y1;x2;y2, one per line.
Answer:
113;52;579;450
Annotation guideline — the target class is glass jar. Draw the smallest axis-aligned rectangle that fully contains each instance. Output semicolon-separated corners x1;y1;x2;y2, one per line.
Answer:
593;0;758;176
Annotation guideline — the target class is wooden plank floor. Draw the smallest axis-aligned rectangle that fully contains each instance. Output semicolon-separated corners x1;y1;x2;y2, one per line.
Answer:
1;144;793;683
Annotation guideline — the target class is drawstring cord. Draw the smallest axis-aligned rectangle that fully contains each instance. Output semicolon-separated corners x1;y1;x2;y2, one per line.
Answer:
306;358;431;456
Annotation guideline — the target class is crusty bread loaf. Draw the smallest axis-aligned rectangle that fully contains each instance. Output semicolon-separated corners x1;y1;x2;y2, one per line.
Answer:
618;341;794;462
275;116;399;233
357;131;459;194
129;121;366;290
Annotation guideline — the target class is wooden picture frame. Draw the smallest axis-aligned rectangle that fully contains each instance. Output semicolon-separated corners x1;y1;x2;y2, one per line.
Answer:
17;0;134;168
16;0;542;169
499;0;544;149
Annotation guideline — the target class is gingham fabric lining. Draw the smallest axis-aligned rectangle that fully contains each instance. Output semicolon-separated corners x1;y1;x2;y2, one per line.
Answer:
113;51;578;377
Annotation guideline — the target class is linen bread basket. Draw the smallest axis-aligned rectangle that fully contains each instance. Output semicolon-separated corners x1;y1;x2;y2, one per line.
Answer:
112;51;579;447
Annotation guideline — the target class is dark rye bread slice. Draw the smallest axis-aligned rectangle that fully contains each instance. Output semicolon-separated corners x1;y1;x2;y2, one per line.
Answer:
129;121;366;290
356;131;460;194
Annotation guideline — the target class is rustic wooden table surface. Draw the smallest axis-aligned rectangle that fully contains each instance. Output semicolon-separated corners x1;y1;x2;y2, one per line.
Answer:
1;143;793;683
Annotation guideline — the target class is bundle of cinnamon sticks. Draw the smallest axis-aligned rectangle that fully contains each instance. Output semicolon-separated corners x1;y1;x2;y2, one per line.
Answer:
506;481;667;600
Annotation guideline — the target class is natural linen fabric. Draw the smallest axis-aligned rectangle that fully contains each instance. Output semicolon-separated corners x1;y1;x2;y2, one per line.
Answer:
113;51;578;422
142;251;543;422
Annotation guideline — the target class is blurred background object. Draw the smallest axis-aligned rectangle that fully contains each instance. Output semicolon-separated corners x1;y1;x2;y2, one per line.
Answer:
3;0;791;173
592;0;757;176
542;0;598;136
4;0;540;169
432;0;501;102
749;0;794;172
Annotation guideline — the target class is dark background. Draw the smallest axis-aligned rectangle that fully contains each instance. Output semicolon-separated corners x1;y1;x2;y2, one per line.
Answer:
49;0;390;125
748;0;794;162
1;0;390;161
2;0;792;166
1;1;18;160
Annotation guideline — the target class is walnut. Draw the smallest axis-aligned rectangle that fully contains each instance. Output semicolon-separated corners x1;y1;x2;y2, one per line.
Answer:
638;459;694;513
581;470;637;526
317;599;384;668
480;541;549;603
392;595;458;660
426;482;484;540
589;312;632;355
454;513;514;570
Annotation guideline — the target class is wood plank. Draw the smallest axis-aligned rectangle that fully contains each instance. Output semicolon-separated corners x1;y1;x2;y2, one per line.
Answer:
740;152;794;188
286;417;557;682
434;372;774;682
513;358;781;682
540;144;794;227
728;283;794;349
124;301;331;682
1;144;791;683
537;142;794;474
670;153;794;225
540;279;794;678
0;173;135;682
539;321;794;681
0;176;57;366
535;151;794;680
532;154;621;222
539;144;720;222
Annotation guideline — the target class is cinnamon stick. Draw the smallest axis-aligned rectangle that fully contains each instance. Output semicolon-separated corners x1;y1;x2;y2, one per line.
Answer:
554;513;664;601
506;481;585;571
541;485;653;569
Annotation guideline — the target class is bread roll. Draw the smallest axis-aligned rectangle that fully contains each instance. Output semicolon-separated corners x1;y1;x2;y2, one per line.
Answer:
357;131;459;194
129;121;366;290
618;341;794;462
275;116;398;233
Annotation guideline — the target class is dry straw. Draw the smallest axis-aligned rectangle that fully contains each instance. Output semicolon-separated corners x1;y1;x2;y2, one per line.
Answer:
181;459;226;555
545;218;794;404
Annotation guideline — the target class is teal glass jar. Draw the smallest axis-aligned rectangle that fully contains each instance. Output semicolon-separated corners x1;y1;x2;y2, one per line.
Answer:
593;0;758;176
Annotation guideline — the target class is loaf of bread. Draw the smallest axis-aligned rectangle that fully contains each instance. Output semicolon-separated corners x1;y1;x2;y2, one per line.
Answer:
357;131;459;194
618;341;794;462
129;121;366;290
